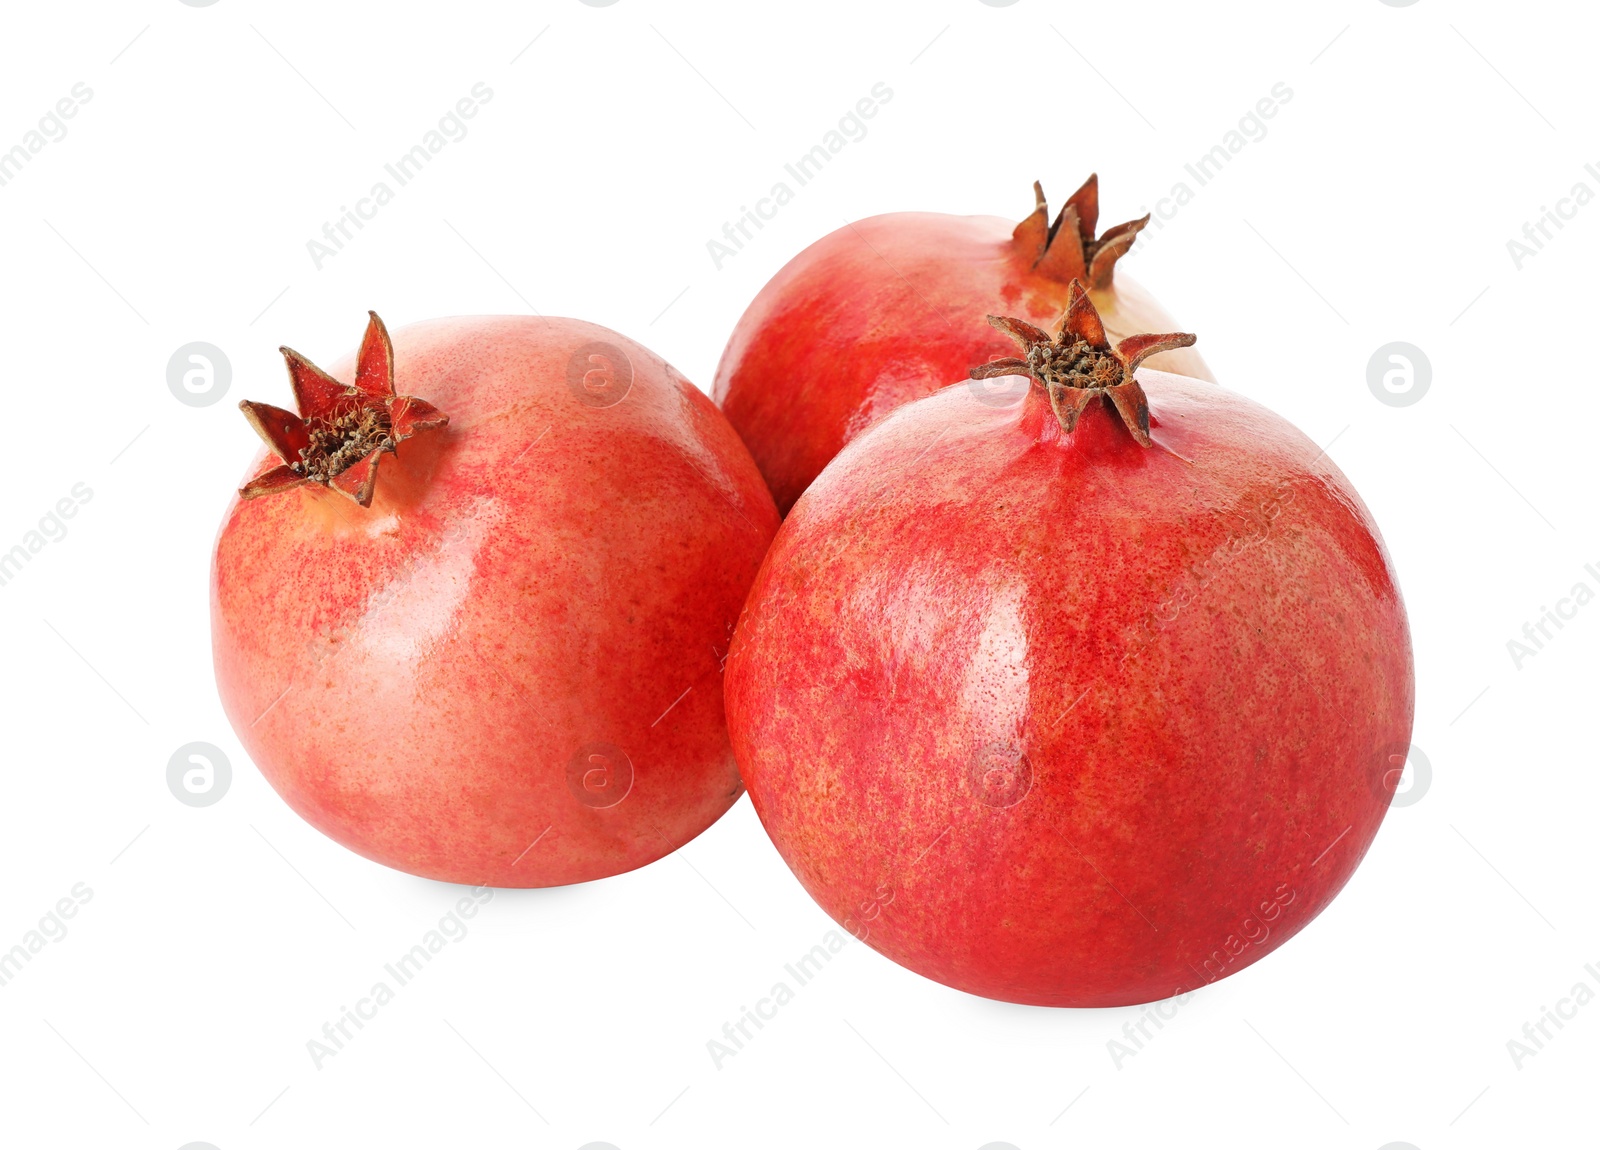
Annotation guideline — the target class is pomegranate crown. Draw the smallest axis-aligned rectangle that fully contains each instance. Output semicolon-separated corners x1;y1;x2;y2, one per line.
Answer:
237;312;447;507
970;280;1196;446
1012;173;1148;289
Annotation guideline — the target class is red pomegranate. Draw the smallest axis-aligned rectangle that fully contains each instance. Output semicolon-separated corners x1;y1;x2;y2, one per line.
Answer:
714;174;1213;512
212;313;778;887
724;285;1412;1006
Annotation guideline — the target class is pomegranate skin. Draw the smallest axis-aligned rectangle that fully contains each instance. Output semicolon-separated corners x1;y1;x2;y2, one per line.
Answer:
724;372;1412;1007
713;209;1212;512
212;317;779;887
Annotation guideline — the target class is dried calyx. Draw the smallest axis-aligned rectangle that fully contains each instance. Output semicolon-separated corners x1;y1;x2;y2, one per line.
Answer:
970;280;1195;446
1012;173;1149;289
238;312;447;507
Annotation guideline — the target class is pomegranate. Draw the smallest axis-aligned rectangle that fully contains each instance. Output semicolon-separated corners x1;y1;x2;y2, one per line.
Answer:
212;313;778;887
714;174;1214;512
724;284;1412;1006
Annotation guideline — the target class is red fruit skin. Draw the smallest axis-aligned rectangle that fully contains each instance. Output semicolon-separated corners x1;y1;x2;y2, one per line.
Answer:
724;372;1413;1007
713;211;1213;512
212;317;779;887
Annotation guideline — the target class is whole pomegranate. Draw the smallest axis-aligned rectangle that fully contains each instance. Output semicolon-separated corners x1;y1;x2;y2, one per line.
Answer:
715;174;1213;512
724;285;1412;1006
212;313;778;887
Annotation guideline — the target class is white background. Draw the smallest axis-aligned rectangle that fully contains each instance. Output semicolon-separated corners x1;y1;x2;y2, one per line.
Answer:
0;1;1593;1147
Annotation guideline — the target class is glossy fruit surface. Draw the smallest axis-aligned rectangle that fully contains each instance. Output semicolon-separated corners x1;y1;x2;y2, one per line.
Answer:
715;175;1213;512
724;288;1412;1006
213;314;778;887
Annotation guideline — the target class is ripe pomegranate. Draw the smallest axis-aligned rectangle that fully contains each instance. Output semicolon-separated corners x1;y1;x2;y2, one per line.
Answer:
212;313;778;887
714;174;1213;512
724;284;1412;1007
